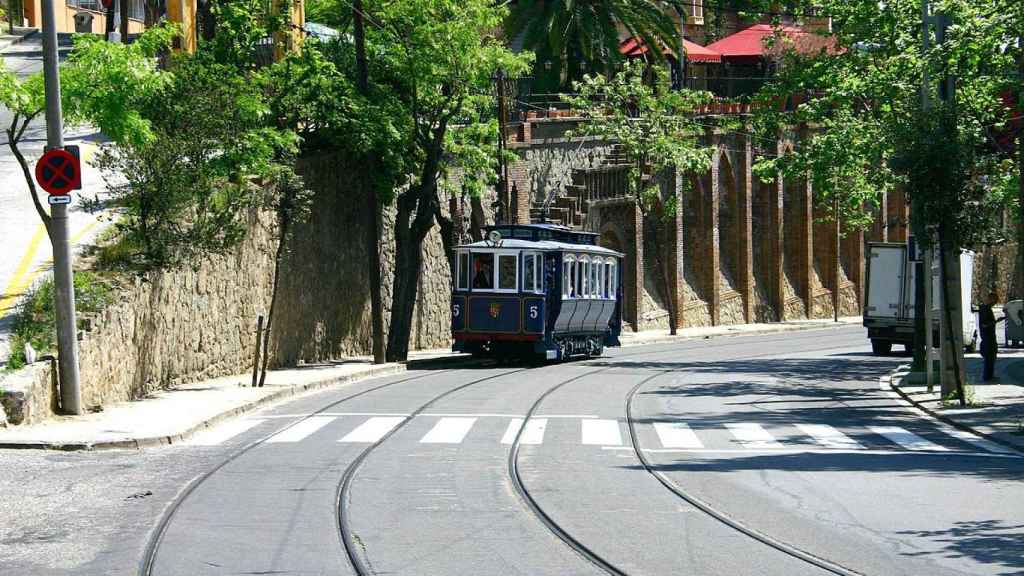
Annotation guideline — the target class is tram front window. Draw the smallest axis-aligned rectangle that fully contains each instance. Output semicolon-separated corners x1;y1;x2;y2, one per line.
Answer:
473;254;494;289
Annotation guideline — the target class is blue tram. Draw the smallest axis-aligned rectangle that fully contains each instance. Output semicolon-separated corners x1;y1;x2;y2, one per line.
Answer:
451;224;624;360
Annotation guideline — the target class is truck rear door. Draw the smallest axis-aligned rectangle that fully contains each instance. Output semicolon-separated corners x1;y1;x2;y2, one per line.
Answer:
866;244;906;319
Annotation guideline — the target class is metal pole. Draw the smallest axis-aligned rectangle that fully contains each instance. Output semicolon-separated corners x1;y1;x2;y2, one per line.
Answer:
924;245;934;391
834;195;840;323
109;0;122;43
42;0;81;415
251;315;263;387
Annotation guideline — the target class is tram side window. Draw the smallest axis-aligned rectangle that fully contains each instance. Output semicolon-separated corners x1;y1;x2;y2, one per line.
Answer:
576;256;584;298
562;259;571;298
473;253;494;289
580;257;589;298
596;259;604;299
608;261;617;297
603;261;611;298
498;254;517;290
457;252;469;290
569;258;578;297
590;259;598;298
524;254;535;292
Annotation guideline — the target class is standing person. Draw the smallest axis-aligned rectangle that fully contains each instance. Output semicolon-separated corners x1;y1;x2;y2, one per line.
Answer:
978;291;1005;382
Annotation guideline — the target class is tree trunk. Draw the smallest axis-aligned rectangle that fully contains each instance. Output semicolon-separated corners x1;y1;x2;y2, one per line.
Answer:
937;224;967;405
1018;48;1024;300
386;188;434;362
352;0;384;363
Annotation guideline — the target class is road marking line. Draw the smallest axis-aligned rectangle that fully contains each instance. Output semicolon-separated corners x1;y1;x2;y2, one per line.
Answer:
265;416;336;443
871;426;949;451
604;446;1022;458
258;412;411;419
726;423;783;449
796;424;865;450
582;419;622;446
420;417;477;444
501;418;547;445
187;419;265;446
0;219;101;317
878;376;891;391
0;223;47;315
936;427;1016;454
653;422;704;448
339;416;406;443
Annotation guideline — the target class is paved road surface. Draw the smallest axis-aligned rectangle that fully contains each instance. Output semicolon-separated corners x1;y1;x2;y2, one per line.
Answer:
1;326;1021;575
0;36;109;363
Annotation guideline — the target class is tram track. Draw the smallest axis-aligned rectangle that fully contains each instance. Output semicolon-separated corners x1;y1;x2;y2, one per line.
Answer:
621;341;872;576
337;366;532;576
138;365;470;576
508;337;874;576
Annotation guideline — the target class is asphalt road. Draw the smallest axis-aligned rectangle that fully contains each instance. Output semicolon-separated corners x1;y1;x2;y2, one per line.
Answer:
1;325;1022;575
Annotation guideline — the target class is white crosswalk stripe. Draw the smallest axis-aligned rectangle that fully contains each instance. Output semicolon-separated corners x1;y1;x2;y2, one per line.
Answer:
581;419;622;446
339;416;406;443
187;419;266;446
870;426;949;452
501;418;548;445
180;414;1023;458
796;424;865;450
726;423;783;449
421;417;477;444
266;416;337;443
654;422;704;448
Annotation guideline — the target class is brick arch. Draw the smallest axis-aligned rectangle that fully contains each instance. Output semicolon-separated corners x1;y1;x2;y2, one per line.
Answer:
751;172;779;322
682;172;714;326
716;148;741;297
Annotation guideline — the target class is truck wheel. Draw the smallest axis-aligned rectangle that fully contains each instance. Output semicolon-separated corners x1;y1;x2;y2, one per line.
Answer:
871;340;892;356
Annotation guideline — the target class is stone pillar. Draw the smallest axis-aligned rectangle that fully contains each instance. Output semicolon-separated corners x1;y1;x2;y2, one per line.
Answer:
667;169;685;329
740;134;754;322
772;171;785;321
710;149;722;326
631;204;644;331
802;178;814;318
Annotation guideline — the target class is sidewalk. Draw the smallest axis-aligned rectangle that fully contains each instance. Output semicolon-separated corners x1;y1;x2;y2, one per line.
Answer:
0;319;861;451
889;351;1024;451
0;349;460;450
619;316;861;347
0;27;36;53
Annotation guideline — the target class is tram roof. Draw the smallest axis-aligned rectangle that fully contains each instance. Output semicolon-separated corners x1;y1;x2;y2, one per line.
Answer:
456;238;623;257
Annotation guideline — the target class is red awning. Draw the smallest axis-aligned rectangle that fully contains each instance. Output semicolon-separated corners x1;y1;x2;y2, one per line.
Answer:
705;24;837;63
618;37;721;64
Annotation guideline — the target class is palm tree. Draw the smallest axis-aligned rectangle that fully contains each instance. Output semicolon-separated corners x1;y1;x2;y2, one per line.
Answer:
506;0;678;89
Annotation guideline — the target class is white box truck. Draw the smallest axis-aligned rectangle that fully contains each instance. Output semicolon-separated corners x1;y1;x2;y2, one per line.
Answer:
863;242;976;355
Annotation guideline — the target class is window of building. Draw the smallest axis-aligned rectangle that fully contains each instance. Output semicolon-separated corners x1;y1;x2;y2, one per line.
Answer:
457;252;469;290
498;254;517;291
692;0;703;21
472;253;494;289
128;0;144;20
68;0;101;11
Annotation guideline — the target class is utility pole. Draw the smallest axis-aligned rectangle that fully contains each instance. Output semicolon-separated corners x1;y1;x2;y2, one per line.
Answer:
41;0;82;414
1017;39;1023;302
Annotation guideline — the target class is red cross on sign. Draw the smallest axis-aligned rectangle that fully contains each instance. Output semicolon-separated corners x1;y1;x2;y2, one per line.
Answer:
35;148;81;196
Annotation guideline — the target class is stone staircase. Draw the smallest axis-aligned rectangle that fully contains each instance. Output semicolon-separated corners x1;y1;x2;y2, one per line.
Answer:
530;144;635;229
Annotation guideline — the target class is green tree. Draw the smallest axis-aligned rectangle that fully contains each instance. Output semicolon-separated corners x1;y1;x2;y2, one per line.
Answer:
749;1;1023;399
506;0;678;89
0;27;177;238
567;61;713;334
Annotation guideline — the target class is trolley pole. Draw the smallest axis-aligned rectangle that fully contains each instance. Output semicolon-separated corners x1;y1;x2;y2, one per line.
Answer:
41;0;82;415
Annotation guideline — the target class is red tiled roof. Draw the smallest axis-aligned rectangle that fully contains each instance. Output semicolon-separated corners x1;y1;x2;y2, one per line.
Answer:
618;37;721;64
705;24;837;61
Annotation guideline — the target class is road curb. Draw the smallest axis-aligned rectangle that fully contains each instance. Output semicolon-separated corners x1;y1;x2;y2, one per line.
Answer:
886;366;1024;454
619;320;859;349
0;363;408;451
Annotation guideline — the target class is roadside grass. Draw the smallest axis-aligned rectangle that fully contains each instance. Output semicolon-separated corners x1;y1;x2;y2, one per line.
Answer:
4;272;114;371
